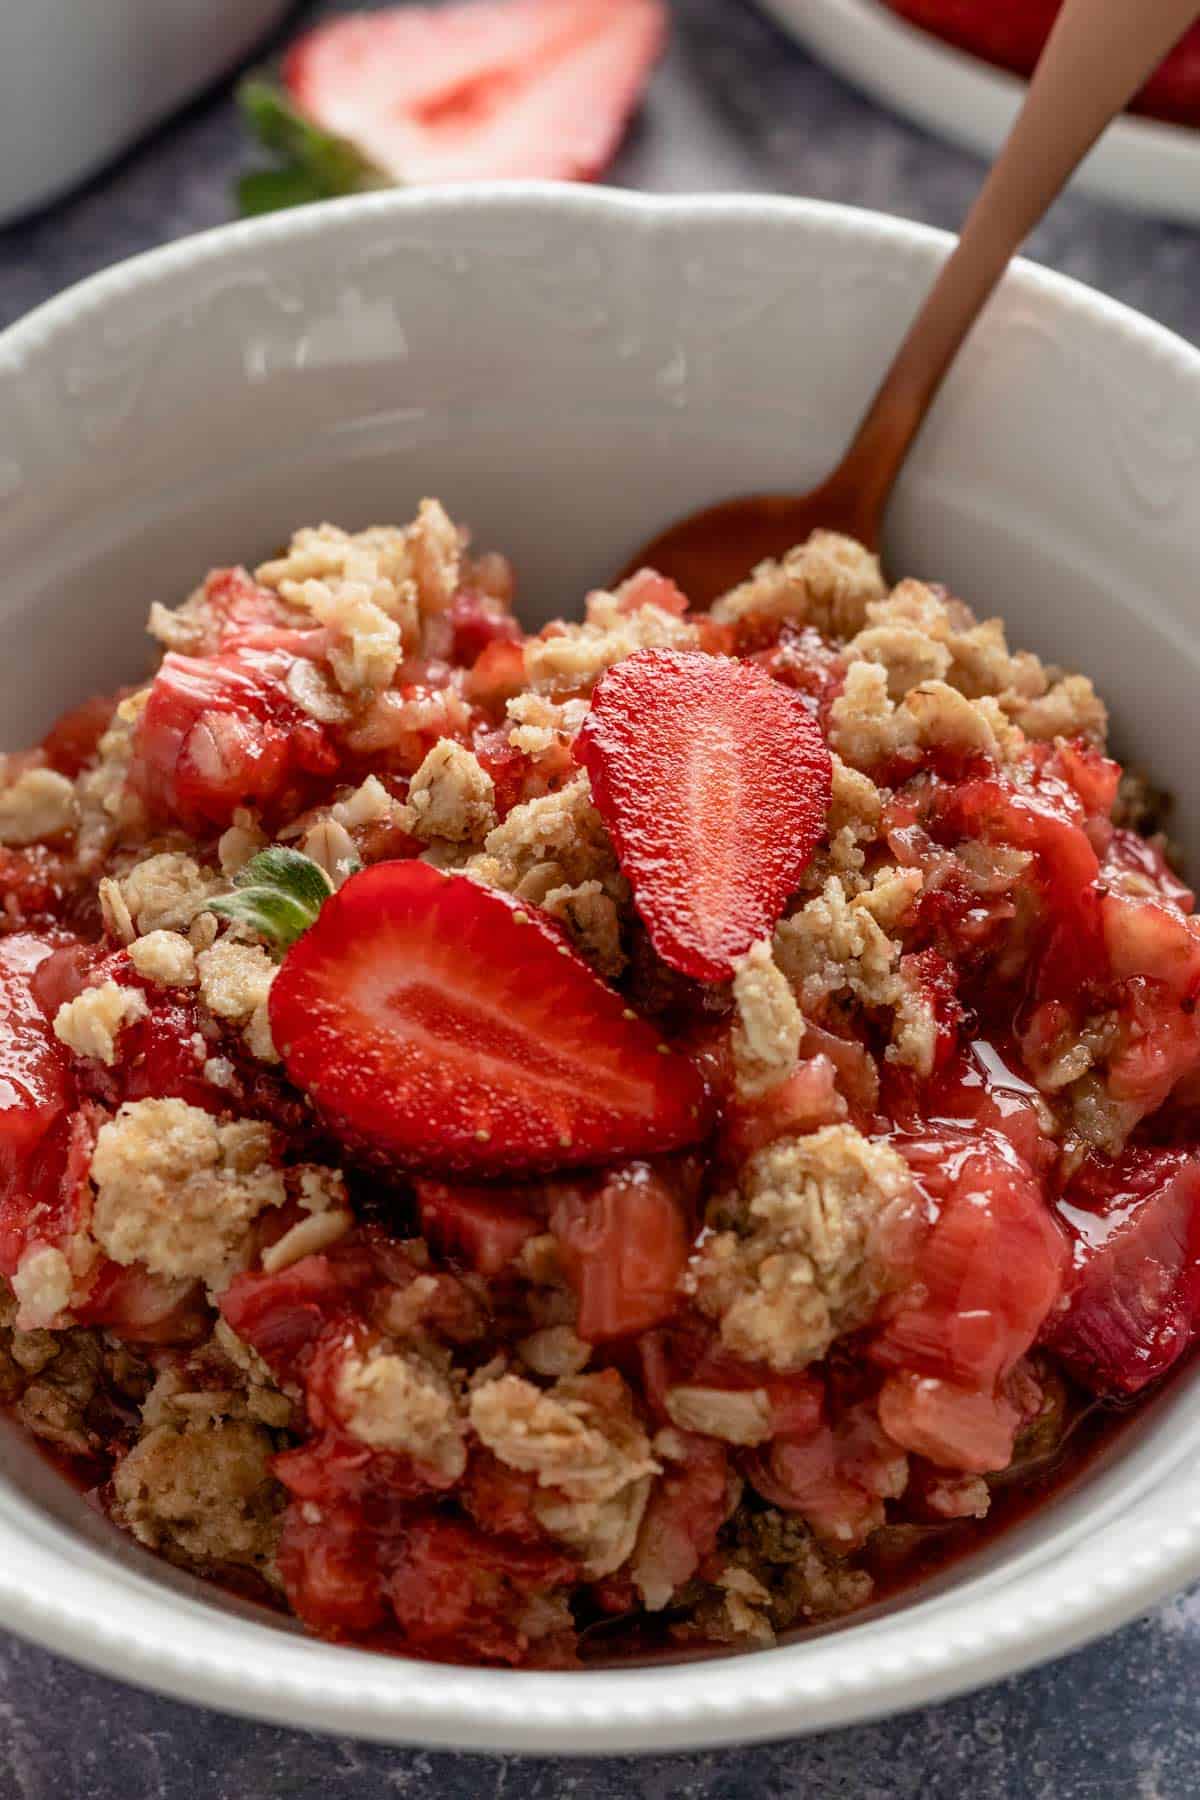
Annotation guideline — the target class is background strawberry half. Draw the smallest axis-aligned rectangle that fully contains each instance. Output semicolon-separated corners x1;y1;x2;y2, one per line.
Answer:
238;0;668;214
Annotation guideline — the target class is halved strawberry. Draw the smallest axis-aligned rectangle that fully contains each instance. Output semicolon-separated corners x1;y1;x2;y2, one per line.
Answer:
273;0;667;193
577;649;833;982
269;861;711;1175
1042;1145;1200;1395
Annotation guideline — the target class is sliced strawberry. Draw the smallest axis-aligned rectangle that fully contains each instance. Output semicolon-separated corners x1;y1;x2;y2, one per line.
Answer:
130;645;340;831
416;1179;542;1276
283;0;667;186
549;1159;693;1342
1043;1145;1200;1395
270;862;710;1175
577;648;833;982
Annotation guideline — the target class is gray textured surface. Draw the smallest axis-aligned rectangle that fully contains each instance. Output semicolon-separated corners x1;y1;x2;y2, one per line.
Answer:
1;0;1199;1792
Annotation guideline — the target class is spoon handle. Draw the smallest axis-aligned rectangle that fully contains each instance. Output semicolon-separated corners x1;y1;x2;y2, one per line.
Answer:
827;0;1200;538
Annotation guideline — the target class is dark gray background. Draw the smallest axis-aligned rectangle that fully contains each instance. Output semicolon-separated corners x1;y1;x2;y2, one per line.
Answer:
2;1;1198;1793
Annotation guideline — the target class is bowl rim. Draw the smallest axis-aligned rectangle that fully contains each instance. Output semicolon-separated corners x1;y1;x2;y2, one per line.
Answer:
3;182;1200;1753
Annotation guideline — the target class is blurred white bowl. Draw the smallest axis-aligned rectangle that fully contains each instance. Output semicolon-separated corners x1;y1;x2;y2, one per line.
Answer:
762;0;1200;222
2;186;1200;1751
0;0;291;224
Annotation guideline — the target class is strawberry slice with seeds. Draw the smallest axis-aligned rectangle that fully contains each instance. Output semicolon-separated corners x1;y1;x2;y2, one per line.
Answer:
577;648;833;982
252;0;666;206
269;861;711;1175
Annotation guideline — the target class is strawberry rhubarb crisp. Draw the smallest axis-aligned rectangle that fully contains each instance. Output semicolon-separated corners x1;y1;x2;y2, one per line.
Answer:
2;504;1197;1667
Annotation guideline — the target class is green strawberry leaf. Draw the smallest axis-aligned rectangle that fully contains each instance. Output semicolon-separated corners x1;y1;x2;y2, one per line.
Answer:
237;166;331;216
234;79;390;217
209;847;338;954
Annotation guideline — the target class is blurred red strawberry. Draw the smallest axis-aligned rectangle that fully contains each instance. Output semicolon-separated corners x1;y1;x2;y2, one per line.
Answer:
884;2;1200;125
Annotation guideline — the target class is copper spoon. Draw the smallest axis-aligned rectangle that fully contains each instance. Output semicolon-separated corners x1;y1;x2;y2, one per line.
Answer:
622;0;1200;604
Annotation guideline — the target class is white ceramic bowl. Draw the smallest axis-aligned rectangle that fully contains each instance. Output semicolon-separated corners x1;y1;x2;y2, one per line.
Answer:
760;0;1200;224
2;187;1200;1753
0;0;292;226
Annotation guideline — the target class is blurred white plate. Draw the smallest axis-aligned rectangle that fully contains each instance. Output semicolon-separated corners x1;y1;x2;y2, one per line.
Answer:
1;0;291;225
761;0;1200;222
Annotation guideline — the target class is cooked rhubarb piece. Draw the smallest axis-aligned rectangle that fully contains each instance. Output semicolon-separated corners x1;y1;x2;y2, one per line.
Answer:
1043;1146;1200;1395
